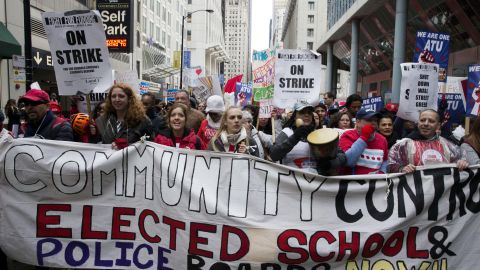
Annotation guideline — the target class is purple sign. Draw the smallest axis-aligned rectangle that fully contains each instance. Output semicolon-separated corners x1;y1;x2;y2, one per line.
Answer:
413;31;450;82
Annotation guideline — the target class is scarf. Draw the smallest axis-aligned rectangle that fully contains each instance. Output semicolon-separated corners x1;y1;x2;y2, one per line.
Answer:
207;114;221;129
220;127;247;150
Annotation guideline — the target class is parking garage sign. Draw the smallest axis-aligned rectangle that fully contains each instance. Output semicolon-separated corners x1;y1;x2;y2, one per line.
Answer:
97;0;133;53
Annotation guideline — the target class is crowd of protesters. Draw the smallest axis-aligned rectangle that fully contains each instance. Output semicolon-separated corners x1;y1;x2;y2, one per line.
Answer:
1;84;480;269
1;85;478;176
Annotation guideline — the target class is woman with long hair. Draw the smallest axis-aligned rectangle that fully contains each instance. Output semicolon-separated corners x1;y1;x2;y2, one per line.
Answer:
377;114;398;149
4;99;21;132
329;111;354;136
208;106;259;156
154;103;205;149
462;117;480;164
95;83;153;149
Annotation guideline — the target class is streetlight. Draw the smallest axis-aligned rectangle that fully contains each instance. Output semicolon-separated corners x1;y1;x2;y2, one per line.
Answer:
180;9;214;90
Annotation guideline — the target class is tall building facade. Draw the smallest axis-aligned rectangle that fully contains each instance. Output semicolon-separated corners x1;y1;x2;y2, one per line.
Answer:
141;0;186;89
186;0;228;77
224;0;251;82
282;0;322;51
269;0;287;50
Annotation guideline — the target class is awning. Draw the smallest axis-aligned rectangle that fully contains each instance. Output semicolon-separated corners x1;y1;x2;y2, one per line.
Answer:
0;22;21;59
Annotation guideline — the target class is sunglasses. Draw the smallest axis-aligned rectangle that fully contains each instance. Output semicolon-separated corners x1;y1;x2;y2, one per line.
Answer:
24;101;48;107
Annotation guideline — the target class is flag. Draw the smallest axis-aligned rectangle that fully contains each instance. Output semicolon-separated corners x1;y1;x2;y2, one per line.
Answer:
223;74;243;93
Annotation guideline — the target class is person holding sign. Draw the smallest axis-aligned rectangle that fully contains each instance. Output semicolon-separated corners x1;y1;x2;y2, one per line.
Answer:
154;103;205;150
388;109;468;173
270;101;317;173
95;83;154;149
339;108;388;175
208;106;259;156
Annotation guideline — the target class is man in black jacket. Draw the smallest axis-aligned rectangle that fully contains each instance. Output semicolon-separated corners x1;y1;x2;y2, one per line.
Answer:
19;88;73;141
141;92;166;134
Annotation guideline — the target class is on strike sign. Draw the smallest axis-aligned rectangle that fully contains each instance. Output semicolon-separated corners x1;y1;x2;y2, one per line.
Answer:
274;49;321;108
42;10;113;95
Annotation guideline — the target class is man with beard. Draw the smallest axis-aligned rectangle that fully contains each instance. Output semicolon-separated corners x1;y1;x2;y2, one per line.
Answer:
388;109;468;173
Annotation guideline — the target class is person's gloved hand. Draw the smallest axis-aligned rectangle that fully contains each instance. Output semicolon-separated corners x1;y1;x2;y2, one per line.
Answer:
360;124;375;142
293;125;314;141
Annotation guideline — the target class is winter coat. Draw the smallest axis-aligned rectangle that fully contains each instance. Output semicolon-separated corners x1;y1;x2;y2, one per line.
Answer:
95;113;154;144
24;110;73;141
154;128;205;150
208;128;259;157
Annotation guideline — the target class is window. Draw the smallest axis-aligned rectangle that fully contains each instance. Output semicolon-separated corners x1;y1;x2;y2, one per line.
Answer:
156;26;160;41
307;42;313;50
162;7;166;22
162;30;166;44
142;16;147;33
308;15;314;23
307;28;314;37
308;2;315;10
149;21;154;37
187;30;191;41
188;0;192;4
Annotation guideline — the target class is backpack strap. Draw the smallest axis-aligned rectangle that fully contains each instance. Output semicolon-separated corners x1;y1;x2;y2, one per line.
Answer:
43;117;67;140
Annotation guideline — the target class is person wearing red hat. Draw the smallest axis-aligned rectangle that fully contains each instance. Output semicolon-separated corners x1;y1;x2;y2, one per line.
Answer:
19;88;73;141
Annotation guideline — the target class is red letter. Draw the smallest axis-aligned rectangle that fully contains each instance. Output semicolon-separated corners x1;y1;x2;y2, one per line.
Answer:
382;230;404;257
189;222;217;258
337;231;360;261
362;233;384;258
310;231;336;262
138;209;161;243
111;207;136;240
277;229;308;264
220;225;249;261
163;216;186;250
407;227;428;258
81;205;108;239
37;204;72;238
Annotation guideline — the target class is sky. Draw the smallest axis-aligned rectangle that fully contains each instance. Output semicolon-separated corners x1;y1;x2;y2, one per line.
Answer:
251;0;272;52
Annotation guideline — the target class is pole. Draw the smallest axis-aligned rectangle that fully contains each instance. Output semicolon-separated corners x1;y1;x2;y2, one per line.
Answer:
391;0;408;103
326;42;333;93
349;19;359;96
180;15;185;90
24;0;33;87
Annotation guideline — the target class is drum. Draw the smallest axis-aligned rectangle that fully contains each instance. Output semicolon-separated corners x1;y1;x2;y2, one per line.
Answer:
307;128;339;160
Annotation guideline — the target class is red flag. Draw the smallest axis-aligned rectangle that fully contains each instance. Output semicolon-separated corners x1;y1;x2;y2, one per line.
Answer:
224;74;243;93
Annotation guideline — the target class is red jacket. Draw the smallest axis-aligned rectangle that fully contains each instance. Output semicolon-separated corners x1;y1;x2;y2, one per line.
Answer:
154;128;206;150
197;119;218;146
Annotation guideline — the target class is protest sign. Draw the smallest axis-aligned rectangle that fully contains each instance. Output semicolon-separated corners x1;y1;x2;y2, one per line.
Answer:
165;89;178;102
42;11;113;95
361;96;384;112
192;76;221;103
258;99;274;118
397;63;439;122
466;64;480;116
114;70;140;93
1;133;480;269
438;93;465;128
75;92;108;113
414;30;450;82
274;49;321;108
253;49;275;101
235;82;253;107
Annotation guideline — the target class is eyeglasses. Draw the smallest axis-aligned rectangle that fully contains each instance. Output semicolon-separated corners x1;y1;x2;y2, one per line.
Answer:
24;101;47;107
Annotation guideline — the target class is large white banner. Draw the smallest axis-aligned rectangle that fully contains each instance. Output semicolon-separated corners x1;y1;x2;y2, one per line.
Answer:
274;49;322;108
42;10;113;95
1;132;480;269
397;63;439;122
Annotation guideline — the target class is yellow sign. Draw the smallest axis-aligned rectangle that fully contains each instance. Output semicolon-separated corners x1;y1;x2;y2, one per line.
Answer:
173;51;181;69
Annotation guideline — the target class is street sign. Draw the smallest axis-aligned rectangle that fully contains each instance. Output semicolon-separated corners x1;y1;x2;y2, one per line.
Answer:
31;48;53;70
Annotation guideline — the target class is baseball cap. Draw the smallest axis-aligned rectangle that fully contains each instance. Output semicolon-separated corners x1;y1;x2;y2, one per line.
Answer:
19;88;50;104
356;108;381;120
385;103;399;113
49;101;62;114
293;101;314;112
